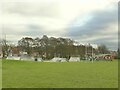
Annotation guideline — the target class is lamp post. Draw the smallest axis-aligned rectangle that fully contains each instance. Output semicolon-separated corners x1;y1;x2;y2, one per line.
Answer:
92;46;93;63
85;43;88;61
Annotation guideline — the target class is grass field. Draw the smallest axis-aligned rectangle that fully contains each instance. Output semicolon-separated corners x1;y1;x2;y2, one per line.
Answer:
2;60;118;88
0;61;2;89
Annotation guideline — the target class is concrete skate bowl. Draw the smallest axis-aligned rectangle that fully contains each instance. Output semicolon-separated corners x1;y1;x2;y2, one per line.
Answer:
69;57;80;62
61;58;67;62
50;57;62;62
37;58;43;62
20;55;34;61
50;57;67;62
20;56;43;62
6;56;20;60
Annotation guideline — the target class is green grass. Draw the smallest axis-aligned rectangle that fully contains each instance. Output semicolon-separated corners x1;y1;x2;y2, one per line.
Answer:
2;60;118;88
0;60;2;89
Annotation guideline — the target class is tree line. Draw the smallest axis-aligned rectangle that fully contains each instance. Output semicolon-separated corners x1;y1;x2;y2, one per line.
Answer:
1;35;112;59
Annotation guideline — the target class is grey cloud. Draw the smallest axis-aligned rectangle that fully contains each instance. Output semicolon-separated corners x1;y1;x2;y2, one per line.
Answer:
2;2;60;18
24;24;44;36
66;7;117;50
73;35;118;50
67;7;117;36
91;38;118;50
2;24;64;40
2;24;46;37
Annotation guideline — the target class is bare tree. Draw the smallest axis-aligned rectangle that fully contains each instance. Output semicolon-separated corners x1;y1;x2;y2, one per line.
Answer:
0;39;11;58
98;44;109;54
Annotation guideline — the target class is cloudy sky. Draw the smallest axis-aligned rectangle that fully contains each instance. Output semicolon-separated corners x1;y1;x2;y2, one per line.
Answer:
0;0;118;50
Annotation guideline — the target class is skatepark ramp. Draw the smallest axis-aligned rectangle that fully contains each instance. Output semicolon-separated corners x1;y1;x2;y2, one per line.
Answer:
69;57;80;62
